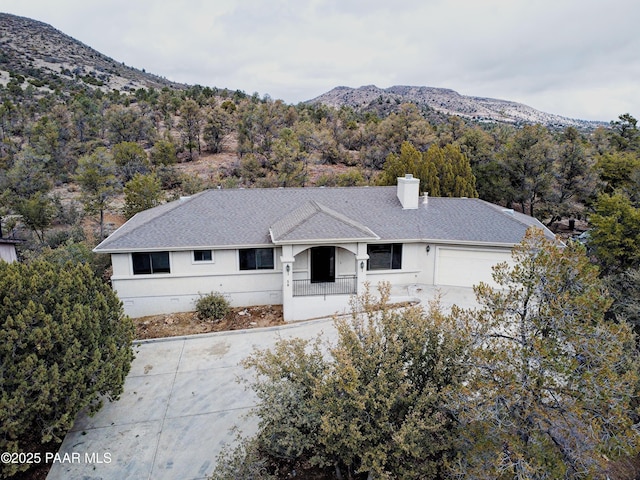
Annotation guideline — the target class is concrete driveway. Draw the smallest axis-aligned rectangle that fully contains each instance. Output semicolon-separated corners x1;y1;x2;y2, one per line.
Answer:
46;285;477;480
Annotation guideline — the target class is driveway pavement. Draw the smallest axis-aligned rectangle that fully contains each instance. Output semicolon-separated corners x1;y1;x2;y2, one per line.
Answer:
46;285;477;480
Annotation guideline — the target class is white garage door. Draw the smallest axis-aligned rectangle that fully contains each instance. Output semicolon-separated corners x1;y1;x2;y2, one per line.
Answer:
435;248;511;287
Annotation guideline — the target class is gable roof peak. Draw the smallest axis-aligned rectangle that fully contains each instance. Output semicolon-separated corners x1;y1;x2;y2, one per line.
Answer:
269;199;378;244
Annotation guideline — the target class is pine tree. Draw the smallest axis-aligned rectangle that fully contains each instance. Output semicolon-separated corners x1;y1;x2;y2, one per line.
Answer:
0;260;134;478
75;147;120;238
123;173;163;219
451;228;639;479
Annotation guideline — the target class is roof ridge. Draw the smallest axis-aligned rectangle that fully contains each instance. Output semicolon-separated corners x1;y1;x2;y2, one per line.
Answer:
270;201;321;240
313;201;378;237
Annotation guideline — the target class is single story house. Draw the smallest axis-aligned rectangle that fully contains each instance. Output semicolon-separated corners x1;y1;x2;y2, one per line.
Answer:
94;175;554;321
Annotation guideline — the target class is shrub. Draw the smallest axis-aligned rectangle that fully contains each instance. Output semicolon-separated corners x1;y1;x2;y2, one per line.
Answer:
0;260;134;478
195;292;230;321
213;283;469;479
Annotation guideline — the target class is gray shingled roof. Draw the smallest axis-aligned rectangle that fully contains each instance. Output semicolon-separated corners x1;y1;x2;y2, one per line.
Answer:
94;186;554;252
269;200;379;243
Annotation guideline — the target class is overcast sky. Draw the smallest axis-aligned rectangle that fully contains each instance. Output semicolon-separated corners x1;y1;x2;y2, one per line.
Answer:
1;0;638;121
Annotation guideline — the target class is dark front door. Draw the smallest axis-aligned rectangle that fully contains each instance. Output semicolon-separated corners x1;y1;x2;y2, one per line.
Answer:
310;246;335;283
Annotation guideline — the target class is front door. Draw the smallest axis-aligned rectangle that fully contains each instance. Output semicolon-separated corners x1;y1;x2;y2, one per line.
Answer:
310;246;335;283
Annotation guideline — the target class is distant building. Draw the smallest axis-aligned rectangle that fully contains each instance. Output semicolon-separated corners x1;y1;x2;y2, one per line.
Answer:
95;175;555;321
0;237;20;263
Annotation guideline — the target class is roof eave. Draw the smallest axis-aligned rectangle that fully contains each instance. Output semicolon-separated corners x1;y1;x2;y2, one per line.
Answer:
271;236;380;246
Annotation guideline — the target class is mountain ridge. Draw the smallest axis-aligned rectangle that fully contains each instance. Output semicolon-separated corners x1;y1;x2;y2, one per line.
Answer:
0;12;184;94
0;13;607;128
306;84;606;129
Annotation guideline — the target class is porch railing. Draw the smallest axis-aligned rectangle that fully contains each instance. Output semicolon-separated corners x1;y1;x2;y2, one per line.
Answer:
293;275;357;297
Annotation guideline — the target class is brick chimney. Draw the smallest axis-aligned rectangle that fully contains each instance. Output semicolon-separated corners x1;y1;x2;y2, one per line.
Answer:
397;174;420;209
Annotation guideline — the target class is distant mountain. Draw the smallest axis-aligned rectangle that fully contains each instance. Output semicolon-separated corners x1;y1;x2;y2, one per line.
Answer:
307;85;606;129
0;13;608;130
0;13;184;93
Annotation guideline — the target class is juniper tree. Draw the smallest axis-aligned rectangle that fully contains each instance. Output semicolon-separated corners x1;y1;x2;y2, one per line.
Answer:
589;191;640;275
0;260;134;478
451;228;639;479
381;141;477;198
112;140;150;182
123;172;163;219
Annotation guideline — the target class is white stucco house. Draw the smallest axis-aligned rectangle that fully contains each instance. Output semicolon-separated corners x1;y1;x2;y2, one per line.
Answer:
94;175;554;321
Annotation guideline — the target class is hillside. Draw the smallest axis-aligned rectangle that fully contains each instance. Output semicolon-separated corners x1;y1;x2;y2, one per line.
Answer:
307;85;606;129
0;12;184;94
0;12;609;130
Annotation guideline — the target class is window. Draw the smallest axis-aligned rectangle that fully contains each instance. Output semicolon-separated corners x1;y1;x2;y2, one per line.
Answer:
132;252;170;274
367;244;402;270
239;248;274;270
193;250;213;262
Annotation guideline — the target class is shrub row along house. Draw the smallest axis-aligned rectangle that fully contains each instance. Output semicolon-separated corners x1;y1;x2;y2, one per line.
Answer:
94;175;553;320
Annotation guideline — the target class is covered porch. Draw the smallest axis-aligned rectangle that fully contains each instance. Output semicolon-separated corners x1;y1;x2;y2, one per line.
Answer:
268;199;377;321
280;243;369;321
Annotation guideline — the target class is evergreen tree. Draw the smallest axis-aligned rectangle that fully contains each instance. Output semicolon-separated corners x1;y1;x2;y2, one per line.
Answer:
105;104;155;145
609;113;640;152
381;140;429;190
502;125;556;217
5;146;52;199
452;229;639;479
381;141;477;197
123;173;163;219
178;98;202;161
0;260;134;478
75;148;120;238
14;191;55;243
589;192;640;274
150;138;178;166
544;127;596;223
595;151;640;195
112;141;150;182
272;128;307;187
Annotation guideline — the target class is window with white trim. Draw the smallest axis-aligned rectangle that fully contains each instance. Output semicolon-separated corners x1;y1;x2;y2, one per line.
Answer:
367;244;402;270
193;250;213;262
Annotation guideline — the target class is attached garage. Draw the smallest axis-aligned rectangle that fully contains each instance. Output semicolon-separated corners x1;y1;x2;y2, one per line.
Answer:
435;247;512;288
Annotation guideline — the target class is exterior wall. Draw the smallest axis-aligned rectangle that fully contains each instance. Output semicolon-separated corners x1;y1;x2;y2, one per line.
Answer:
336;247;357;276
109;242;513;319
366;242;435;286
287;294;354;321
111;248;283;318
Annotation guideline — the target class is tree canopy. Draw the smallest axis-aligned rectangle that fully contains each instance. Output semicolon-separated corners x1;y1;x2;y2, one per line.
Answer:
213;229;640;479
0;260;134;478
213;283;469;480
451;229;639;478
380;141;478;197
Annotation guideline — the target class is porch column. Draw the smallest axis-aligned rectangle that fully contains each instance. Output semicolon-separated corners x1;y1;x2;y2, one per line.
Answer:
355;242;369;296
280;244;295;321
